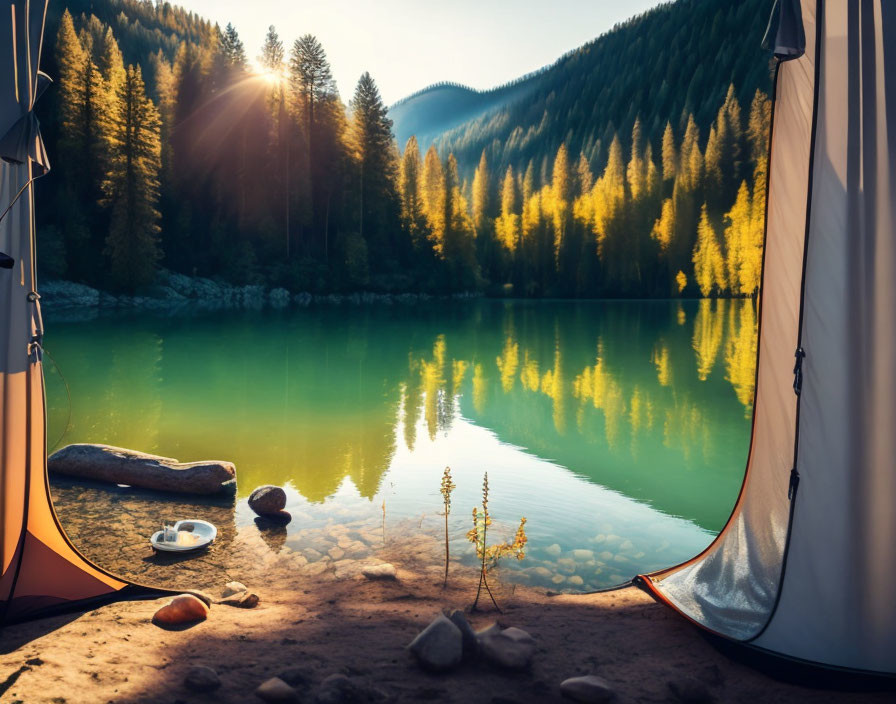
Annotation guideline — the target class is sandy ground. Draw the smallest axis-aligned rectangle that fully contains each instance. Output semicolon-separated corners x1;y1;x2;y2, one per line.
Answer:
3;537;894;703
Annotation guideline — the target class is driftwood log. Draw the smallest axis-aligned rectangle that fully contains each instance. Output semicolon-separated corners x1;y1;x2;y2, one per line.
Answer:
48;444;236;495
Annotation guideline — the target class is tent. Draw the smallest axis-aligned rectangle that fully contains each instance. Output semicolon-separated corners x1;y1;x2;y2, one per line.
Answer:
0;0;153;625
638;0;896;676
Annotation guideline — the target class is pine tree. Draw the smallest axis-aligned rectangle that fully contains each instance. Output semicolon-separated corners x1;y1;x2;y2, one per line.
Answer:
259;25;285;74
103;65;162;290
290;34;336;131
219;23;247;71
692;203;726;297
349;72;400;264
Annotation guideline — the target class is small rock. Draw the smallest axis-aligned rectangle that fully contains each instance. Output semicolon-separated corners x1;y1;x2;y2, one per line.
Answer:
153;594;209;628
571;549;594;561
568;576;585;587
315;674;362;704
249;485;287;516
478;626;536;670
668;677;715;704
560;675;616;703
545;543;562;556
407;614;463;672
447;609;478;657
256;676;297;702
551;574;566;585
222;581;247;597
328;546;345;560
362;563;396;580
533;566;553;578
277;666;311;688
184;665;220;692
220;592;260;608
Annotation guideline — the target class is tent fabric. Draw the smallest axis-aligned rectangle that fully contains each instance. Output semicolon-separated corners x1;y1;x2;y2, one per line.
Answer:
1;0;130;625
641;0;896;675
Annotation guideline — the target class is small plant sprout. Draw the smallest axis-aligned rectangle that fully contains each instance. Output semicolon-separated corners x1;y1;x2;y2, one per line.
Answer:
467;472;528;612
440;466;456;587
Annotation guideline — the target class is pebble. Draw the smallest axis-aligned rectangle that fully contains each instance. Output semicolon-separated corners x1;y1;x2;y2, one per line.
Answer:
408;614;463;672
556;558;577;574
533;566;553;578
568;576;585;587
560;675;616;703
183;665;220;692
545;543;562;556
571;549;594;561
362;563;397;580
220;592;259;608
255;676;297;702
552;574;566;584
222;581;247;597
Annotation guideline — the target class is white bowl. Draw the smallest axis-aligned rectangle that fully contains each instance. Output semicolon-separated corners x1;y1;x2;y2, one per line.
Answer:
151;519;217;552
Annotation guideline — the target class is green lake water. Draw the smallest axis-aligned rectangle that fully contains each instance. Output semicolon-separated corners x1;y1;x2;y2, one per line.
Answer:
44;298;757;591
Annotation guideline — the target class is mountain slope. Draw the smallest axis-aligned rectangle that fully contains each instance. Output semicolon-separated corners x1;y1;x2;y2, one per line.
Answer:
389;76;540;150
391;0;774;179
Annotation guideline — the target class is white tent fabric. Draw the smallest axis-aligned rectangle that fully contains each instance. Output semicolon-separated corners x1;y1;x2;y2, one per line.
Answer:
641;0;896;674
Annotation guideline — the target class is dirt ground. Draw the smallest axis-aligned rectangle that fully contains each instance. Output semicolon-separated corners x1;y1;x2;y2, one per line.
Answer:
3;516;895;703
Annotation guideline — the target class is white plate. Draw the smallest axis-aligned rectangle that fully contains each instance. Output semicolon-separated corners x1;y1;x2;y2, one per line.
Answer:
151;519;217;552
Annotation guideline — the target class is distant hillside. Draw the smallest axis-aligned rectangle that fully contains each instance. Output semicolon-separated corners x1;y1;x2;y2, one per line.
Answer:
392;0;773;180
389;75;540;151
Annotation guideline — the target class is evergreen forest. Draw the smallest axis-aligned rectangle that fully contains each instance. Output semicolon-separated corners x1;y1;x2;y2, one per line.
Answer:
36;0;775;297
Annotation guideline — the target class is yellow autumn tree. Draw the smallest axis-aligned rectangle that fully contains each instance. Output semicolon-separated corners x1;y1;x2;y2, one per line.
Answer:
471;150;490;236
421;145;446;255
692;203;727;297
495;166;520;252
722;181;752;294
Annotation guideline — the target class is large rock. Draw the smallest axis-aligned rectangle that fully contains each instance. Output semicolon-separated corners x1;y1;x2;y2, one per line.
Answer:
152;594;209;628
48;444;236;495
220;592;259;608
407;614;463;672
249;485;287;516
184;665;221;692
560;675;616;703
478;626;536;670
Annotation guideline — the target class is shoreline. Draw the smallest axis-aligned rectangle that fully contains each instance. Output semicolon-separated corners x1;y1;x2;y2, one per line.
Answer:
37;273;756;314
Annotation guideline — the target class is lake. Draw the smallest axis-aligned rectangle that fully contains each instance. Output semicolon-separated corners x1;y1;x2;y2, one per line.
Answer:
44;298;756;592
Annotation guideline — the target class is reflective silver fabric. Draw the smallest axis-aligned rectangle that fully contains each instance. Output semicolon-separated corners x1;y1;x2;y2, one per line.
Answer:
646;0;818;641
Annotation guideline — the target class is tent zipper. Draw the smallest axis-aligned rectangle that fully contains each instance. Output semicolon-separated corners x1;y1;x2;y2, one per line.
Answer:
792;347;805;395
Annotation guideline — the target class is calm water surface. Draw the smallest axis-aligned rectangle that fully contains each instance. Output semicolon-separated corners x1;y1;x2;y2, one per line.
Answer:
45;299;757;591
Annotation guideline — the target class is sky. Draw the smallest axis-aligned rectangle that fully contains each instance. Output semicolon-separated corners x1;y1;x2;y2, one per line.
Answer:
179;0;664;105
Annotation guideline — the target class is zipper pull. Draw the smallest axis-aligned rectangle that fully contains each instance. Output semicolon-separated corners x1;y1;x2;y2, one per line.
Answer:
792;347;805;395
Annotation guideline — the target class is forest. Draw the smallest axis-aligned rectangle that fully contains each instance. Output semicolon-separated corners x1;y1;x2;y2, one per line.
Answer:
36;0;773;297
